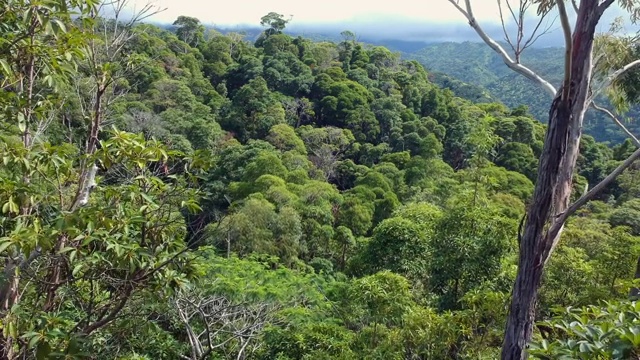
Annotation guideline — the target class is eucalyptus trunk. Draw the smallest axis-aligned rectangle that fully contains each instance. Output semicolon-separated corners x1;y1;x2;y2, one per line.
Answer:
501;1;605;358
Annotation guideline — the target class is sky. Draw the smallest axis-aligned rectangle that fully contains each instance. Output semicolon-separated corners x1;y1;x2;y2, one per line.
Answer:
134;0;629;46
146;0;507;26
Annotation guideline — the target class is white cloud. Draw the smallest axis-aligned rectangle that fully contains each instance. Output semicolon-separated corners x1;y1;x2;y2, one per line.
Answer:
127;0;630;47
143;0;506;26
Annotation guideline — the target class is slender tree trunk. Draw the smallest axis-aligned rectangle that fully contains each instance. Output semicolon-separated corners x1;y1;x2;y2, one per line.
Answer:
629;257;640;298
501;2;605;358
42;84;105;311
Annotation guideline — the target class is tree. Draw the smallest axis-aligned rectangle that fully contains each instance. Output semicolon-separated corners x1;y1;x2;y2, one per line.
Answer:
297;126;356;180
173;16;205;50
445;0;640;358
224;77;286;141
0;1;211;358
360;214;432;282
266;124;307;154
259;12;290;37
0;0;95;355
529;301;640;359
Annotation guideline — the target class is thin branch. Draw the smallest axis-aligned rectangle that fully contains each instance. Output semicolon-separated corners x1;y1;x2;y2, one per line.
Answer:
82;286;133;334
602;59;640;90
591;102;640;146
498;0;517;55
506;0;520;26
447;0;557;96
521;13;557;54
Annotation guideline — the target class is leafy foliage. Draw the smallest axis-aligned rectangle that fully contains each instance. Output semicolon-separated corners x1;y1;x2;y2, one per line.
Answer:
1;5;640;359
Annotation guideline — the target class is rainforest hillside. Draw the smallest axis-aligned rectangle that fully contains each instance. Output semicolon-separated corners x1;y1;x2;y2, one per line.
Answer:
2;7;640;359
406;41;640;144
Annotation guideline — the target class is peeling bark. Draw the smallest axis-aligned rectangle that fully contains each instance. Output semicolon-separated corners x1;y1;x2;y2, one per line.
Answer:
501;1;607;358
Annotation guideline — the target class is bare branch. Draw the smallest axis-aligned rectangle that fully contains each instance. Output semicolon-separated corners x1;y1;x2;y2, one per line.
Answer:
591;102;640;146
498;0;519;55
446;0;557;96
603;59;640;90
557;0;573;100
174;290;277;360
521;13;557;54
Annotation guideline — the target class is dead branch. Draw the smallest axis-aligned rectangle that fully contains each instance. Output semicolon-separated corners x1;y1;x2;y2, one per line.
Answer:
174;290;277;360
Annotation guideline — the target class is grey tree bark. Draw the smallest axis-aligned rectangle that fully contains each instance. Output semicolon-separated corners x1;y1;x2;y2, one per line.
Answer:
444;0;640;358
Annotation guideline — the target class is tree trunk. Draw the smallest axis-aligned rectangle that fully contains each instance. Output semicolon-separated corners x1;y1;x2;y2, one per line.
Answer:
629;256;640;298
501;1;605;358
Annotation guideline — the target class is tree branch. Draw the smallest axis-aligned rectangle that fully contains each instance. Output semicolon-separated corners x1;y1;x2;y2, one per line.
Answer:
602;59;640;90
557;0;573;100
447;0;558;96
591;102;640;146
82;286;133;334
598;0;616;13
571;0;578;13
498;0;517;55
547;145;640;241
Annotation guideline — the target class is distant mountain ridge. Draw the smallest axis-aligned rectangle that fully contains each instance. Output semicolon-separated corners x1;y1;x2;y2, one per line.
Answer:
402;42;563;119
156;23;436;54
402;42;640;144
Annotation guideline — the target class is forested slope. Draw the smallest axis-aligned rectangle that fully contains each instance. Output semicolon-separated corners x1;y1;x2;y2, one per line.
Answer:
406;41;640;144
2;7;640;359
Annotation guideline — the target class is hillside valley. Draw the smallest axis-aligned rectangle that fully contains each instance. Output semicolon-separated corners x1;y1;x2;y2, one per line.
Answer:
205;25;637;144
403;42;640;144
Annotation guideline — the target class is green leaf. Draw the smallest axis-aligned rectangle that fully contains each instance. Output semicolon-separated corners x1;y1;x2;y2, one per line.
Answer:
59;246;76;254
17;113;26;133
8;197;18;214
72;264;83;277
579;342;591;353
0;59;11;75
66;337;80;354
51;19;67;33
140;193;156;205
27;333;41;348
0;241;12;254
36;341;51;360
7;321;16;339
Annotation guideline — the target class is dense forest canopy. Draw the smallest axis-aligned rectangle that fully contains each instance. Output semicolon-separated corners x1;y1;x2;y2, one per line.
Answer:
404;41;640;144
1;2;640;359
170;25;640;145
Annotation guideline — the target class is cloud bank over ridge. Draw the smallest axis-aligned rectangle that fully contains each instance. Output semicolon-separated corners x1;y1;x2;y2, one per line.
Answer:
138;0;631;48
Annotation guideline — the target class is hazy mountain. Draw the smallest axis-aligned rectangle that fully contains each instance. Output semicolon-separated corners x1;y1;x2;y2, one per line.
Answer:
404;42;640;144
